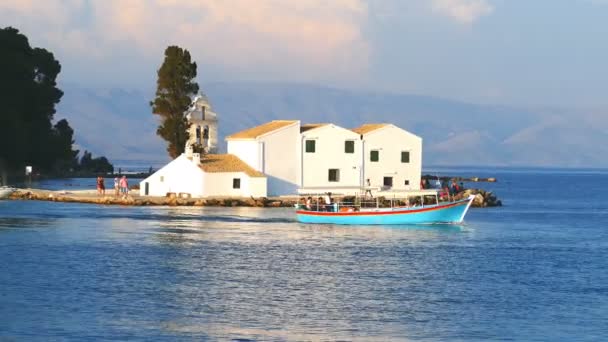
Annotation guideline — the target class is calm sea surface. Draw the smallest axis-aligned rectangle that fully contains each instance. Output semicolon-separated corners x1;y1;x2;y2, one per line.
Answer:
1;168;607;340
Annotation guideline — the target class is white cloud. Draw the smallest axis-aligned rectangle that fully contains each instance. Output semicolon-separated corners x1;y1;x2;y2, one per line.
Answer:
0;0;369;84
431;0;494;24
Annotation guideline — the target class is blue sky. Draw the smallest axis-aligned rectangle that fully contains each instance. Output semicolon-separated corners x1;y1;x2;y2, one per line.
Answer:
2;0;608;107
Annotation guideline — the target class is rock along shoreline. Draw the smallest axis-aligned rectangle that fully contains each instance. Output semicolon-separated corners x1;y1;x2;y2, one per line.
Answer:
9;188;502;208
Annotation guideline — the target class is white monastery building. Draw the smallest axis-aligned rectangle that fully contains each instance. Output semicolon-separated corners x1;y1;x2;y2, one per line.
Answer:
300;123;362;191
353;123;422;193
226;120;301;196
139;148;266;198
140;94;424;198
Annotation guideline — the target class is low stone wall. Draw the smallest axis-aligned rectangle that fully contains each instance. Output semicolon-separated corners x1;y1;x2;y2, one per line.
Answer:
9;189;298;208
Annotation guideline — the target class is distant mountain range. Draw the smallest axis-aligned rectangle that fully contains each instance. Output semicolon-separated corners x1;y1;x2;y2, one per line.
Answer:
55;82;608;168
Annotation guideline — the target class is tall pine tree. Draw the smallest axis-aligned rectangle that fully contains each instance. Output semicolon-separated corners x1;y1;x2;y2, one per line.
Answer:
151;46;199;158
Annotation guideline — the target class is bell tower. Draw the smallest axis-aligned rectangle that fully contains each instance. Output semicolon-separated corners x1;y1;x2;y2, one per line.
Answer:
185;93;218;154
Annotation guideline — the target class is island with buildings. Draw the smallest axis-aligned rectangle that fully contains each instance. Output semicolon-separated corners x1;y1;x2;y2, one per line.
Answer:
10;93;501;208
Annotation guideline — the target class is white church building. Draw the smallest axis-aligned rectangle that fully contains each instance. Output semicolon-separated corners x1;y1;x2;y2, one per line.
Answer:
227;120;423;197
140;94;424;198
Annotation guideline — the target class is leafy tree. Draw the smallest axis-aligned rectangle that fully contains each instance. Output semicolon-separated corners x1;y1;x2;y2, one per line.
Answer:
50;119;79;172
151;46;199;158
77;150;113;174
0;27;78;174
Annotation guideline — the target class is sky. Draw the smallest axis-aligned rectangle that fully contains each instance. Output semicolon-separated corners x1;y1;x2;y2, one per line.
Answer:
2;0;608;107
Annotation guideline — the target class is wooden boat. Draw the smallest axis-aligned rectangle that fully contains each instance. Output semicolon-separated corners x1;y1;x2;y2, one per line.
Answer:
0;186;15;199
296;195;475;225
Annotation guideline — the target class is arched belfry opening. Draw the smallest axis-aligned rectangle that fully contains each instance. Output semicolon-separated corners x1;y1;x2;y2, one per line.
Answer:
185;93;218;154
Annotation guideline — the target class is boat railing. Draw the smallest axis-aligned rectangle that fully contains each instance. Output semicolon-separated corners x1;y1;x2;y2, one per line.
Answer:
296;193;448;212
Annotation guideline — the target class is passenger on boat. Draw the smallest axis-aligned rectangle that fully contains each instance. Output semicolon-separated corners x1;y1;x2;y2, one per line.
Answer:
364;179;373;198
450;180;460;195
317;196;324;211
324;192;333;212
305;196;312;210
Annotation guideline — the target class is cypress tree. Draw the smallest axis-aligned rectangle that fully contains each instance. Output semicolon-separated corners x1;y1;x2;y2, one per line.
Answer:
151;46;199;158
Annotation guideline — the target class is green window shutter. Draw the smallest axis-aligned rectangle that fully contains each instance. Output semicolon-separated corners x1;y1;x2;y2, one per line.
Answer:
370;150;379;162
344;141;354;153
305;140;316;153
401;151;410;163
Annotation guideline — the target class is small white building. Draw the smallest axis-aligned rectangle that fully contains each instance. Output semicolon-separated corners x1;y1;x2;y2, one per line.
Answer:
139;150;266;198
300;123;362;192
226;120;301;196
353;123;422;192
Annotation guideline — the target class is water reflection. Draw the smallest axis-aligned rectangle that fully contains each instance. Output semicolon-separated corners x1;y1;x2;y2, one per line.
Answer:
0;217;57;229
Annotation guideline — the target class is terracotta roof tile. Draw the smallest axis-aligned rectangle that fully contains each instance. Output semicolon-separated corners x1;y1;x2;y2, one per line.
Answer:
300;123;329;133
226;120;298;140
351;123;389;135
199;154;265;177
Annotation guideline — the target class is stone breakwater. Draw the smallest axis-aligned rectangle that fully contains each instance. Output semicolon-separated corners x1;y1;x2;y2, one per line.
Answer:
9;189;298;207
9;188;502;208
453;189;502;207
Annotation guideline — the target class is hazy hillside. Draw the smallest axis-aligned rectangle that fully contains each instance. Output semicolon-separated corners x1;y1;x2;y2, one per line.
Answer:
56;82;608;168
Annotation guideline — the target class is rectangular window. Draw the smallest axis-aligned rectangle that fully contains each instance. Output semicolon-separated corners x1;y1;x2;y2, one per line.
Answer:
328;169;340;182
305;140;316;153
401;151;410;163
160;176;164;182
344;140;355;153
232;178;241;189
370;150;379;162
404;180;410;186
383;177;393;187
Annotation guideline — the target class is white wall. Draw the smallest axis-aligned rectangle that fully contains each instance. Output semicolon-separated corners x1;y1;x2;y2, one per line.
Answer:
227;140;261;171
259;123;301;195
202;172;267;197
139;154;205;197
248;177;267;197
301;125;362;188
362;125;422;191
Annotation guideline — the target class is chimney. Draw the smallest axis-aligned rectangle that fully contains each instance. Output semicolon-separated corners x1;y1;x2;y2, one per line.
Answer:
192;152;201;165
186;145;193;158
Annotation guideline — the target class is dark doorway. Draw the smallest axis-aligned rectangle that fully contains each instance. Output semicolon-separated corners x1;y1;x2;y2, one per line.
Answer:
383;177;393;188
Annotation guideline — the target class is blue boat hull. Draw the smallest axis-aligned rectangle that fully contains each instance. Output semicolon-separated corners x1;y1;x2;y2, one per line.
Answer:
296;196;474;225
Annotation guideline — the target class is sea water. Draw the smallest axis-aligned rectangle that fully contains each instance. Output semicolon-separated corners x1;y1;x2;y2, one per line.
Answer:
1;168;607;340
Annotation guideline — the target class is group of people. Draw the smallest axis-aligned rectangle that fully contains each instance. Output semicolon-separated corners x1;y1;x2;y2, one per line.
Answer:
299;192;337;212
96;175;130;198
420;178;464;195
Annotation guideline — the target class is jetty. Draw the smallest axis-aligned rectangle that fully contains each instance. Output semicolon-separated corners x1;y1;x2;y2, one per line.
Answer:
9;188;502;208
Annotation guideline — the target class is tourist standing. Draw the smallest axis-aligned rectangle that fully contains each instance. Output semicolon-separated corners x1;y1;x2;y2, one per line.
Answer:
120;176;129;198
114;177;120;197
96;176;105;196
100;177;105;196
